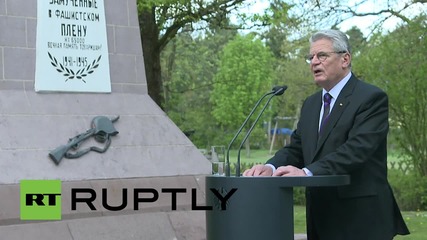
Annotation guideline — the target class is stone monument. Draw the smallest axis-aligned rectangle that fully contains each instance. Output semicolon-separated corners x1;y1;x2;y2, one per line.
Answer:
0;0;211;239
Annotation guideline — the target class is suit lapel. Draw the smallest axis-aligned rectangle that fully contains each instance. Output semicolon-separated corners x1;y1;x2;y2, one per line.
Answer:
314;75;358;157
304;91;322;164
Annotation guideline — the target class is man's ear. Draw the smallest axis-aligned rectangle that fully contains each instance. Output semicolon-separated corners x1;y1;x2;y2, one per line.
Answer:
342;52;351;68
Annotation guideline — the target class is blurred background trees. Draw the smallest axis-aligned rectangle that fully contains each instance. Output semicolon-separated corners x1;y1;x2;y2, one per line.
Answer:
136;0;427;180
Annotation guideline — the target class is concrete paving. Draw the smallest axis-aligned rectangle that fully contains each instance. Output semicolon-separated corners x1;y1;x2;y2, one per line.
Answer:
0;212;307;240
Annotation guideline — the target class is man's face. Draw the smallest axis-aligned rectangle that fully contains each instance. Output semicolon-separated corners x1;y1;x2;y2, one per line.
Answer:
309;39;350;91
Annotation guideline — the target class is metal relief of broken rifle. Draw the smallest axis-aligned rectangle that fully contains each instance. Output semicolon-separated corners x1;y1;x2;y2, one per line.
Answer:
49;116;120;165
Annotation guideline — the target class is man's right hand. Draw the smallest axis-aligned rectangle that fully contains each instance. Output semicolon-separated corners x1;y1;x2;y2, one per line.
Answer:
242;164;273;176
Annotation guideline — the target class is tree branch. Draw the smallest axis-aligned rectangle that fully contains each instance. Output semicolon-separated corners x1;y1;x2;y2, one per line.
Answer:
157;0;246;51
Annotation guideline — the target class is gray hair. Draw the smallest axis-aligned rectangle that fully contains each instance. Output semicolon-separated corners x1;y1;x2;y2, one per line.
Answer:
310;29;352;54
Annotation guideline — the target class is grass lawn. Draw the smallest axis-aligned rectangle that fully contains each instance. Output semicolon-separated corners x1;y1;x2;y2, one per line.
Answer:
293;206;427;239
229;149;426;239
228;148;405;166
293;205;306;233
227;149;274;168
395;211;427;239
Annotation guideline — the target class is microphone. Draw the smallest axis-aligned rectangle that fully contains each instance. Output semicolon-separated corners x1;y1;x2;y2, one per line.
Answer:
272;85;287;96
225;86;287;177
235;85;287;176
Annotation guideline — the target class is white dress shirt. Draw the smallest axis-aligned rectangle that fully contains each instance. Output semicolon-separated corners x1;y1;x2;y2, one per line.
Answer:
269;72;352;176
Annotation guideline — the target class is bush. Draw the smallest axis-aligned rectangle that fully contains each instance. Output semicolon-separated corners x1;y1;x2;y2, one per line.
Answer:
293;187;306;206
388;169;427;211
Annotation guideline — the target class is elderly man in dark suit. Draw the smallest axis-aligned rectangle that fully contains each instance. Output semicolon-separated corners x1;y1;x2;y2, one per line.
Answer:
243;29;409;240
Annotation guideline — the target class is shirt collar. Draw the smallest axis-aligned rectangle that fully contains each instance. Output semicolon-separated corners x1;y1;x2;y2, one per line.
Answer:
323;72;352;100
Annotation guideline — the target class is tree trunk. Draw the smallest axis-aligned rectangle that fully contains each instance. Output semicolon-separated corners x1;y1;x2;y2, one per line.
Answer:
139;8;164;109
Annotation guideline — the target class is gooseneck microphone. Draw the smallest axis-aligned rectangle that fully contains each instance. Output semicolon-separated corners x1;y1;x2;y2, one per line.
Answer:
235;85;287;176
271;85;287;96
225;86;287;177
225;88;275;176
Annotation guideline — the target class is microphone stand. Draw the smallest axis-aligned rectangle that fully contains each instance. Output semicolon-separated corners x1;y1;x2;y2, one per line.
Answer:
225;91;275;176
236;94;276;177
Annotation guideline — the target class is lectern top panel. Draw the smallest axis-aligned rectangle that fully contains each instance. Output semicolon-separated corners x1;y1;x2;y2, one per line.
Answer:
206;175;350;187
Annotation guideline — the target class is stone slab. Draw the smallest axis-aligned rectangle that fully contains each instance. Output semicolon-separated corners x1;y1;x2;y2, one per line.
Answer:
67;212;178;240
0;221;73;240
0;0;211;184
0;175;207;224
0;212;307;240
0;175;308;239
168;211;206;240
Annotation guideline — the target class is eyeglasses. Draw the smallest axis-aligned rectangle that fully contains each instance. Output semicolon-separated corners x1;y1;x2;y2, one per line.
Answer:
305;51;347;64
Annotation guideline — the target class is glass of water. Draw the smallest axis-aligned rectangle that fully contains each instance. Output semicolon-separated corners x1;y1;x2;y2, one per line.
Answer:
211;146;225;176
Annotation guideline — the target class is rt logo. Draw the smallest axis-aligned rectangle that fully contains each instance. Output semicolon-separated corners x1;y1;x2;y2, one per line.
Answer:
20;180;61;220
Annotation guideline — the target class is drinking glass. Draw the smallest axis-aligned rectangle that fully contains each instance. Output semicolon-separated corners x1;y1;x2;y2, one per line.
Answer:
211;146;225;176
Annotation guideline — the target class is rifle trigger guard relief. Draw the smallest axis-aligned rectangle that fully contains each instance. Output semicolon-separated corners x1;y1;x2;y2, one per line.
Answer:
92;116;119;143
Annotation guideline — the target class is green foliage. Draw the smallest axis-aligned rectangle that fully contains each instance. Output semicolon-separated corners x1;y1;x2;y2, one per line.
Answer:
345;26;366;55
161;28;238;148
395;211;427;240
388;169;427;211
154;0;303;149
294;207;427;239
210;34;275;128
203;35;269;150
207;34;278;152
137;0;251;108
155;3;427;184
293;187;306;206
261;1;301;58
137;0;249;34
271;35;319;126
293;205;307;233
354;15;427;176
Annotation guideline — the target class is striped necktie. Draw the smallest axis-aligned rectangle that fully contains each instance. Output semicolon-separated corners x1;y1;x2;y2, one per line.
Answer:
319;93;332;133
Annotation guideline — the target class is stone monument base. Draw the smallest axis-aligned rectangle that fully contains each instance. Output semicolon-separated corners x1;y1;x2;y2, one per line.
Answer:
0;175;208;240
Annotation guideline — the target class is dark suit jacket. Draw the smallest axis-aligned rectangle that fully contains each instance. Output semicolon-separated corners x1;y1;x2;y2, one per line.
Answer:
267;74;409;239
